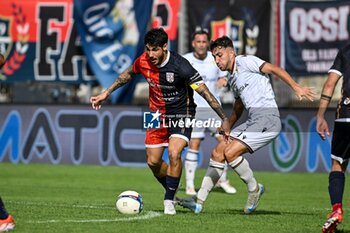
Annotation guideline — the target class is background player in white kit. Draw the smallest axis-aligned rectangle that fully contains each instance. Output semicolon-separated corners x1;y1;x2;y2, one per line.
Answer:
182;29;236;196
179;36;315;214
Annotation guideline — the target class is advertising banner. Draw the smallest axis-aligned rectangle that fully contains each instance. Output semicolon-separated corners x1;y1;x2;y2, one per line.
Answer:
0;105;339;173
0;0;94;83
186;0;270;61
280;0;350;76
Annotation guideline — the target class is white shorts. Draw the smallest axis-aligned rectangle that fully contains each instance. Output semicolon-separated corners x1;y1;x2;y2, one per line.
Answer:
191;107;221;139
230;115;281;153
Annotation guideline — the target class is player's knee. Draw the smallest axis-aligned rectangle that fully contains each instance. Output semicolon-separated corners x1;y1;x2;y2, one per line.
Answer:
222;147;230;160
168;148;181;159
331;159;345;172
211;148;225;163
223;148;239;162
223;142;247;162
147;156;161;167
167;151;181;166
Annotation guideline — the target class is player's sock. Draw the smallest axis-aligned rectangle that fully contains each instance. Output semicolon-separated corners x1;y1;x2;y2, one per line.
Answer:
0;197;9;220
185;149;199;189
329;171;345;206
197;159;225;202
229;157;257;192
218;162;229;182
156;176;167;190
165;175;180;200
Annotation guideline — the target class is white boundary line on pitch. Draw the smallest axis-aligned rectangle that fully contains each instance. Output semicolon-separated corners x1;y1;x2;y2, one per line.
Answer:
9;201;113;210
27;211;162;224
12;201;350;212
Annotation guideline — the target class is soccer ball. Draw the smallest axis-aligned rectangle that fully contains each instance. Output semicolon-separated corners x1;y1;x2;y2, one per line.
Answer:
116;190;144;214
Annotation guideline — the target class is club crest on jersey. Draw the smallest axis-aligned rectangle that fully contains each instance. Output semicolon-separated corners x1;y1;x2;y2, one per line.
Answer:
166;72;174;83
344;97;350;105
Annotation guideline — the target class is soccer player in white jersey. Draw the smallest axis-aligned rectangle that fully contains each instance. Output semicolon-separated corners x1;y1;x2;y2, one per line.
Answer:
182;29;236;196
179;36;315;214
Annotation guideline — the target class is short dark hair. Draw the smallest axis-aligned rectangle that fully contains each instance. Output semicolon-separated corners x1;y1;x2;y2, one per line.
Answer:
144;28;168;47
191;28;210;41
210;36;234;51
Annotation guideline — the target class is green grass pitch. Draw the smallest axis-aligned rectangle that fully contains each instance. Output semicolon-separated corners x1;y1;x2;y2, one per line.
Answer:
1;163;349;233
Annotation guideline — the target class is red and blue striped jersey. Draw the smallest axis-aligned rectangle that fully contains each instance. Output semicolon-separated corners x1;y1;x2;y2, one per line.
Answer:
133;51;202;117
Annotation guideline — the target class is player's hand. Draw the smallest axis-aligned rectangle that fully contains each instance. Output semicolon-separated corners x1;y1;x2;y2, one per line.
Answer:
295;86;316;102
316;116;329;140
218;118;231;142
90;91;109;110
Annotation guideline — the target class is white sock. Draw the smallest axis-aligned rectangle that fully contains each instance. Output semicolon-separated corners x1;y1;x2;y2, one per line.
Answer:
229;157;257;192
185;149;198;189
197;159;225;203
218;162;229;182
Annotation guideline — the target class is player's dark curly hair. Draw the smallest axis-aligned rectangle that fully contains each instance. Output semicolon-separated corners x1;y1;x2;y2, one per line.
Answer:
210;36;234;51
144;28;168;47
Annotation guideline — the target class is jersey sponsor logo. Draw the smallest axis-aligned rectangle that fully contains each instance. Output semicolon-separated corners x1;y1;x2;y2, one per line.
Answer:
166;72;174;83
231;82;248;96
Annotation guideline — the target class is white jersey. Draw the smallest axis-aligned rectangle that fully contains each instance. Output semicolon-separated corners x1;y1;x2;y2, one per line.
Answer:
228;55;279;118
183;51;227;108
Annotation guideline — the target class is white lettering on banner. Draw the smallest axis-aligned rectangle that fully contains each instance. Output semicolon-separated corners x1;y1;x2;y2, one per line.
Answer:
290;6;349;42
93;42;122;70
302;49;317;61
306;61;334;72
83;3;113;39
301;48;338;72
113;54;132;74
318;49;338;60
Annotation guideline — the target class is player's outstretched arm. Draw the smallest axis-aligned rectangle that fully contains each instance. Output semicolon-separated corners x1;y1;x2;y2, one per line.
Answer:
90;66;135;110
316;72;341;140
261;63;316;101
195;83;230;137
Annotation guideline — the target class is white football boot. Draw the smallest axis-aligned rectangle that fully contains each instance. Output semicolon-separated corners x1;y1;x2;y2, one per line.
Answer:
244;183;265;214
164;200;176;215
